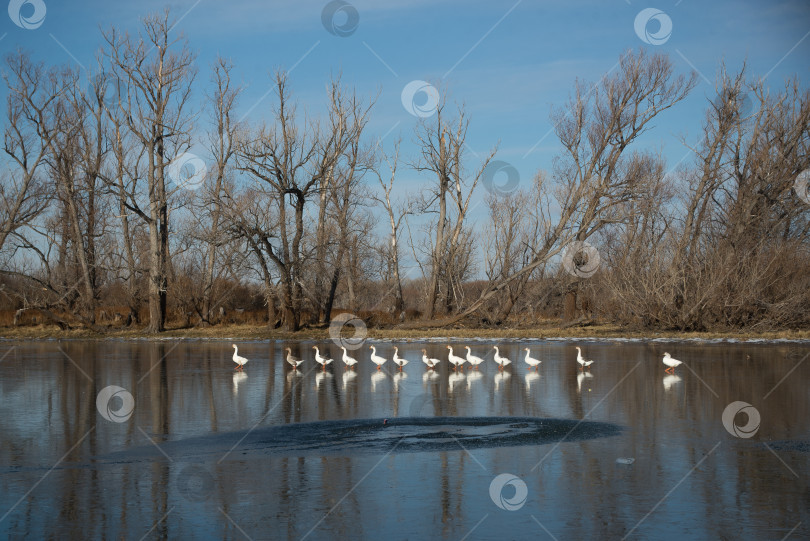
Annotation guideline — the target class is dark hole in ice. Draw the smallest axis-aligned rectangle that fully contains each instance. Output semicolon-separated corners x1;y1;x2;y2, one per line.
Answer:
96;416;622;465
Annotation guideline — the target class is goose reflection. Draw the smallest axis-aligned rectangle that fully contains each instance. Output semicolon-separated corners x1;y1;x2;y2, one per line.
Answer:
286;368;302;385
371;371;388;392
422;370;440;385
393;371;408;391
576;371;594;393
663;373;682;391
493;370;510;391
232;371;248;394
448;371;466;393
315;370;332;390
342;370;357;390
524;371;540;391
466;370;483;390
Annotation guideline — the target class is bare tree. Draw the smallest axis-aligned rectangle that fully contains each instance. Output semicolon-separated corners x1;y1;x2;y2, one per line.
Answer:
236;72;320;331
236;72;372;330
661;68;810;329
591;152;674;326
403;49;697;328
3;35;806;334
220;180;281;324
40;66;113;325
483;173;548;323
0;53;86;328
317;84;373;324
413;101;496;319
323;117;372;323
194;57;242;326
582;66;809;331
371;141;412;318
0;51;58;257
102;9;197;332
105;78;144;325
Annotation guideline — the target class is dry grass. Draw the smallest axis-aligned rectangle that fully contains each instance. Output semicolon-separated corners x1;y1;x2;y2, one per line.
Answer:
2;321;809;342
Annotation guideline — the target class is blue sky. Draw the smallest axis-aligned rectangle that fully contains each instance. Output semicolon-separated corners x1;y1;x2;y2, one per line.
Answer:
3;0;809;244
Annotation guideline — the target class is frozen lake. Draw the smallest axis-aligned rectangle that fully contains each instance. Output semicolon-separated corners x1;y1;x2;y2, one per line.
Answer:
0;339;807;539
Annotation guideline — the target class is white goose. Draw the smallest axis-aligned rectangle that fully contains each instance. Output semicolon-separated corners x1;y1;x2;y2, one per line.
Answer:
465;346;485;370
421;349;441;370
392;346;408;371
285;347;304;369
340;346;358;369
232;344;248;371
492;346;511;370
447;345;466;371
312;346;333;371
575;346;594;370
369;345;387;370
662;352;683;374
523;348;541;371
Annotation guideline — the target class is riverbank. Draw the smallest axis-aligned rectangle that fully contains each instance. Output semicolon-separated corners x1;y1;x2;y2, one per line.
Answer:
2;322;809;342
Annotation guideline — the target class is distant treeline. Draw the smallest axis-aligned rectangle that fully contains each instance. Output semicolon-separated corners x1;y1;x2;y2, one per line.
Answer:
1;10;808;332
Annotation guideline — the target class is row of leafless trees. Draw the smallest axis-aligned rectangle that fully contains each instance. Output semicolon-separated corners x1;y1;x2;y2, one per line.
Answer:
593;69;810;330
1;10;808;332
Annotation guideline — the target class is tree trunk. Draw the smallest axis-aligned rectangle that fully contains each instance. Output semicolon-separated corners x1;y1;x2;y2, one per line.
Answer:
323;247;344;325
347;237;357;313
280;275;299;331
426;194;446;319
266;285;278;327
313;183;330;324
61;174;97;324
201;203;219;325
117;160;139;322
201;59;237;327
496;288;518;324
563;285;578;322
146;223;165;333
145;155;167;334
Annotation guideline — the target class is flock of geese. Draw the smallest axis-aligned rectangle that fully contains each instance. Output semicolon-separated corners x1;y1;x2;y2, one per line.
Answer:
231;343;684;374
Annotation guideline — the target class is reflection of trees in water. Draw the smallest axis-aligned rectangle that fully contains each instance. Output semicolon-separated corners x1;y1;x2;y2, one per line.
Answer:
2;341;808;537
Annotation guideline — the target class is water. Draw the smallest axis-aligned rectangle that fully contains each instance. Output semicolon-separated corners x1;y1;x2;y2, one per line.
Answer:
0;339;808;540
